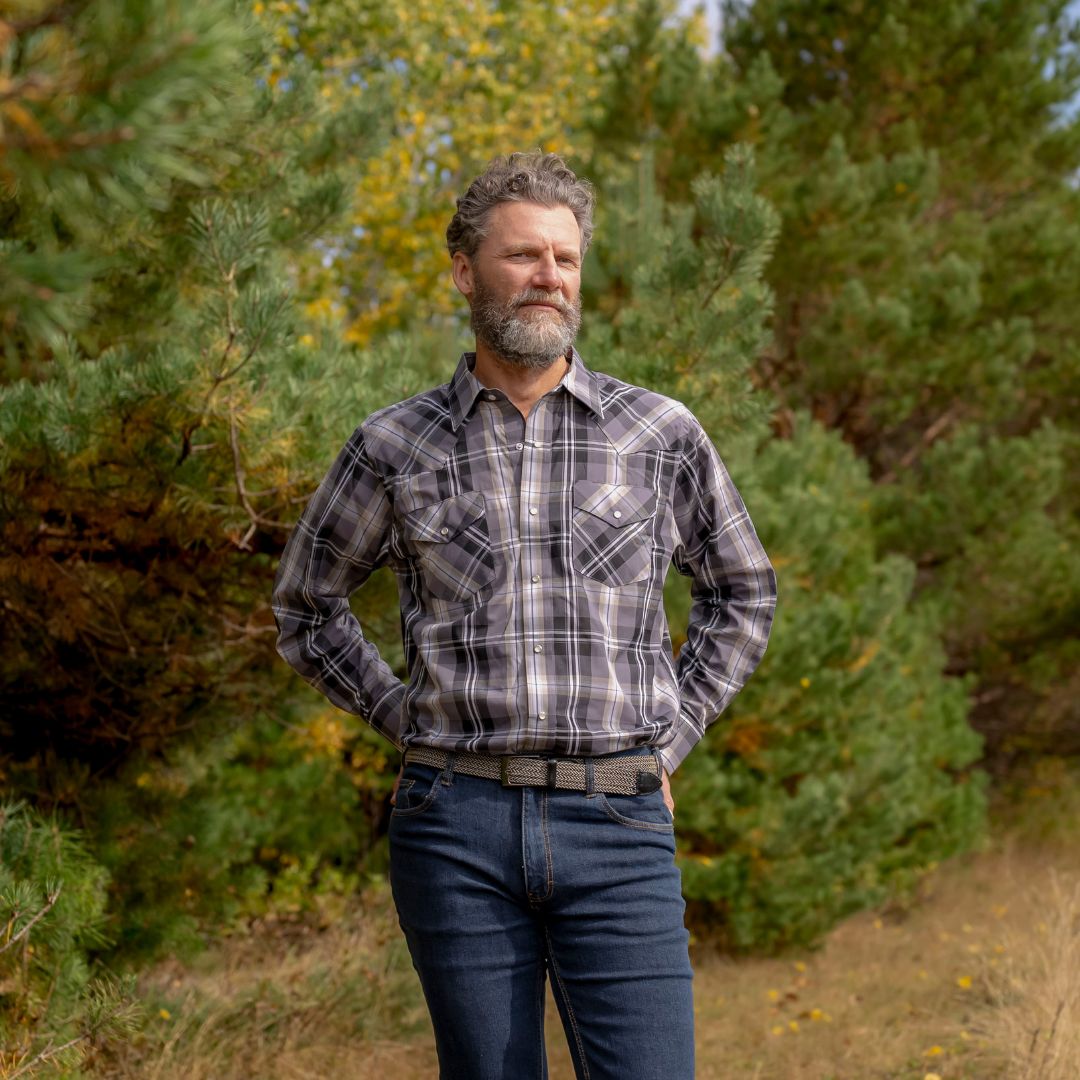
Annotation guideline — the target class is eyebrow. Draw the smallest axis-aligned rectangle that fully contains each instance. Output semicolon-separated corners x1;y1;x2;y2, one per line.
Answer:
495;241;581;259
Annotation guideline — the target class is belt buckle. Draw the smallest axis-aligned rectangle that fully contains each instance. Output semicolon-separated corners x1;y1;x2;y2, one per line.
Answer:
499;755;544;787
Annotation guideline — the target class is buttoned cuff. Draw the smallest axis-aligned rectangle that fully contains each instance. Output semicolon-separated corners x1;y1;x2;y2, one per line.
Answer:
366;682;408;751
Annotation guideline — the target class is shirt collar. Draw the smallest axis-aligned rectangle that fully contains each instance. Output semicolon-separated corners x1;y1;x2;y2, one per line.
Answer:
447;346;605;432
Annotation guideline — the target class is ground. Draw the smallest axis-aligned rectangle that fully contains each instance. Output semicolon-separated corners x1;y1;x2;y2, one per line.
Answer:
103;774;1080;1080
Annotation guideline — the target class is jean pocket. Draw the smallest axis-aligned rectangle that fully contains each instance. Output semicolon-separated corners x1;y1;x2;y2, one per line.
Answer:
391;765;442;818
597;788;674;833
571;481;657;587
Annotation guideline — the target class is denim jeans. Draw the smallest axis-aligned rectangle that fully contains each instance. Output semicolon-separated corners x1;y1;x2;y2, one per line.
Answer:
388;746;695;1080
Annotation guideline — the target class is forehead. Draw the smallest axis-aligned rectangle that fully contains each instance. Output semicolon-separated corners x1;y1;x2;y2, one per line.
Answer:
482;201;581;253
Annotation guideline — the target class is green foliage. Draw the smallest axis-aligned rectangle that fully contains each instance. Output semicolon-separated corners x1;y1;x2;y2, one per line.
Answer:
586;151;986;948
591;0;1080;768
0;0;253;373
0;803;138;1077
583;142;778;443
83;709;397;962
0;0;396;784
6;0;1073;966
671;419;987;950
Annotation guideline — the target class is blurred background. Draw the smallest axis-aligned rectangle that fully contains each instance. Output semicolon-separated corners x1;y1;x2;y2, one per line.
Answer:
1;0;1077;1076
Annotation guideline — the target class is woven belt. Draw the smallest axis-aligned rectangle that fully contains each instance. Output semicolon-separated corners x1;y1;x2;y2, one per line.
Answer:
403;747;663;796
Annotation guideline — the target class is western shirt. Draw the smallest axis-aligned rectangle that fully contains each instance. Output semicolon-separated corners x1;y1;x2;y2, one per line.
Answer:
271;348;776;774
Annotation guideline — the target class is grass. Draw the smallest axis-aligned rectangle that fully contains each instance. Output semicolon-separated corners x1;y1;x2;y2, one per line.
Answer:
99;767;1080;1080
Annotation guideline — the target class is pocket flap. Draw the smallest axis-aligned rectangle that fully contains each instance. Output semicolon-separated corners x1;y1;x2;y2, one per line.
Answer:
572;481;657;527
402;491;486;543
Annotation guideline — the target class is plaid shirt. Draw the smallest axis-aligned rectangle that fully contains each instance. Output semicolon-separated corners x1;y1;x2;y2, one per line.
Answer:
272;349;775;774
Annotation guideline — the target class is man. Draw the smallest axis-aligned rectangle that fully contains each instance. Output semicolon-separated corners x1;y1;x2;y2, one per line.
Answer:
272;152;776;1079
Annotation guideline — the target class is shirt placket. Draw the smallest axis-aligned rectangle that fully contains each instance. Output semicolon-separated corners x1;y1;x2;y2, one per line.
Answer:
519;395;554;746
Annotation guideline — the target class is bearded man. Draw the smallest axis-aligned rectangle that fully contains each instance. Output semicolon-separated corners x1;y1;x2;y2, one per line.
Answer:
272;152;776;1079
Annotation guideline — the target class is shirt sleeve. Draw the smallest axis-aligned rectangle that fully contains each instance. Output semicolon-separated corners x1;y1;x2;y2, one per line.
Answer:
660;419;777;774
271;427;407;748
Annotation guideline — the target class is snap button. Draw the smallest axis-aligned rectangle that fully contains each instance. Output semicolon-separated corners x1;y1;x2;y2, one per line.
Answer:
533;644;543;653
538;711;547;720
529;507;538;515
440;527;449;536
515;442;524;450
531;574;540;583
613;510;622;519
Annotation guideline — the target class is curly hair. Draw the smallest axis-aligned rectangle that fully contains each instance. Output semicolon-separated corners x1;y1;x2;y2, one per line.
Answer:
446;151;595;259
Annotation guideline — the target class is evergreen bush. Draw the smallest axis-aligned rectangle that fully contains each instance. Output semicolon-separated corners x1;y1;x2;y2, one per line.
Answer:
0;802;138;1078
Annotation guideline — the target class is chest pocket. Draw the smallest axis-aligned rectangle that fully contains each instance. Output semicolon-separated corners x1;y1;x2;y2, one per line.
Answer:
571;481;657;587
401;491;495;603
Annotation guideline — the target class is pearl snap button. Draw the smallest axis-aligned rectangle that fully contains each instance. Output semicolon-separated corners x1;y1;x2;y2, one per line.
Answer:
531;575;540;583
440;527;449;535
613;510;622;519
515;442;524;450
529;507;538;515
485;393;497;401
533;644;543;653
538;711;547;720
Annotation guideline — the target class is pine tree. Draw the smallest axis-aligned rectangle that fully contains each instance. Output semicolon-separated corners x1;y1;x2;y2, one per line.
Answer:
0;0;395;786
0;801;139;1077
588;1;1080;768
587;145;985;950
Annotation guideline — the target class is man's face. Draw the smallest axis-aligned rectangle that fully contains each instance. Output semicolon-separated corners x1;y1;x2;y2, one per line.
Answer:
454;201;583;371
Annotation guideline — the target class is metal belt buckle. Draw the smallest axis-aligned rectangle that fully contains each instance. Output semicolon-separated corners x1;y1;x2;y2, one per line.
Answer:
500;756;535;787
500;755;547;787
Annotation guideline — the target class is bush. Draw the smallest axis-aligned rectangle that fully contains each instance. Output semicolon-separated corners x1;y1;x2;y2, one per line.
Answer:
670;418;988;951
0;803;137;1078
83;708;398;963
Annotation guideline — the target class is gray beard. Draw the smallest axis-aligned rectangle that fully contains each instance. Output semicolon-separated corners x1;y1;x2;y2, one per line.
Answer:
470;282;581;371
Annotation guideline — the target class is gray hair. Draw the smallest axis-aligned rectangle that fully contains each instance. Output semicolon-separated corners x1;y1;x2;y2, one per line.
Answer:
446;152;595;259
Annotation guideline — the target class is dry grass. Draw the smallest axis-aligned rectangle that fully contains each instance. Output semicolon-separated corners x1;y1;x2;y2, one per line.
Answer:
101;774;1080;1080
98;891;437;1080
967;871;1080;1080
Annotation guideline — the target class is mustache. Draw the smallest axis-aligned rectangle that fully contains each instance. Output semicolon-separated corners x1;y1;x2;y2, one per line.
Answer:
512;290;575;317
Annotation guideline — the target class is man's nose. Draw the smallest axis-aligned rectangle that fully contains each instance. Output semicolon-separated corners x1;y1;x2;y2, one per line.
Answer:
532;253;561;289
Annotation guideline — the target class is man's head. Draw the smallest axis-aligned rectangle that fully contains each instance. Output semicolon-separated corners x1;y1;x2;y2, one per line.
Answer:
447;153;594;370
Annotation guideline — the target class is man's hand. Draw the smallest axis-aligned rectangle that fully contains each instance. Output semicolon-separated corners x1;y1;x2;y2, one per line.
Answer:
661;768;675;818
391;764;404;806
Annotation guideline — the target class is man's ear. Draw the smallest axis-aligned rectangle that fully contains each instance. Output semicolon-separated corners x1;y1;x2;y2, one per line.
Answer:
452;251;474;299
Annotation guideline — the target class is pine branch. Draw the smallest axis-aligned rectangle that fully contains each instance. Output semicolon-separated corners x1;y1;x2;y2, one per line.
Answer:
0;883;62;957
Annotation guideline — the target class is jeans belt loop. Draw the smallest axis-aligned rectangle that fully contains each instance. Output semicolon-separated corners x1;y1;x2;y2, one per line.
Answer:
440;751;456;786
546;758;559;789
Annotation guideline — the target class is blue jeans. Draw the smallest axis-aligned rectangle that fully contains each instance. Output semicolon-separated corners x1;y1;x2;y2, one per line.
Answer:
388;747;694;1080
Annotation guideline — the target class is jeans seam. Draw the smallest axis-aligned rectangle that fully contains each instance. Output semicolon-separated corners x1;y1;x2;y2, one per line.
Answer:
542;791;554;898
535;950;546;1080
544;923;591;1080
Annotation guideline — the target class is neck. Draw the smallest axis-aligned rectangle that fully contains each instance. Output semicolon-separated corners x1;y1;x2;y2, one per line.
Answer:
472;340;571;419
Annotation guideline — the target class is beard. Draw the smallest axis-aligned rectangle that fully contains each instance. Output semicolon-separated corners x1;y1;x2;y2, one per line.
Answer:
470;274;582;372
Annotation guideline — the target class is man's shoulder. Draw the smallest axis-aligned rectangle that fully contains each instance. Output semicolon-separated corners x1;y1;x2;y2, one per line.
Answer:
588;368;701;454
357;382;458;474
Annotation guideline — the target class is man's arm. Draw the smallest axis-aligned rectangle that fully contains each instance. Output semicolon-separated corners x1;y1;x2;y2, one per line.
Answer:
272;427;407;748
661;420;777;775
